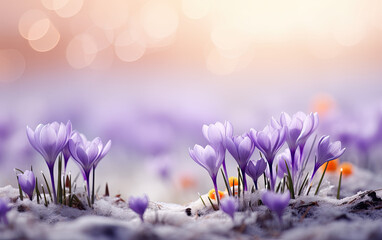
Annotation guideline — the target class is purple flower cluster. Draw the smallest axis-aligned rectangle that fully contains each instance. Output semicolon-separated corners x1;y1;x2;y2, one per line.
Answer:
189;112;345;220
26;121;111;205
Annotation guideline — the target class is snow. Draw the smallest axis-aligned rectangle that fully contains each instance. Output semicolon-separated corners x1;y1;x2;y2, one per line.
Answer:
1;165;382;240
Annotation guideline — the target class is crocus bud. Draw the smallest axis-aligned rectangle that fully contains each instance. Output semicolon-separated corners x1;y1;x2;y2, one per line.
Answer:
18;170;36;200
0;198;11;225
261;191;290;222
220;197;238;220
129;195;149;222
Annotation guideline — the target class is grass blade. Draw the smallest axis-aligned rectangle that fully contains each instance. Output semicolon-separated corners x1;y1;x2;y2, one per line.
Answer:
298;172;309;196
198;192;206;207
41;172;53;202
207;196;217;211
285;160;295;199
221;168;232;196
315;162;329;195
57;155;62;204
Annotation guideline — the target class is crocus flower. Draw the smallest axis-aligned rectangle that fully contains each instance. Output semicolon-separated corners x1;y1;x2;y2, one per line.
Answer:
273;112;318;175
261;191;290;222
189;144;223;204
0;198;11;225
246;158;267;190
311;135;346;180
26;121;72;203
276;149;293;178
220;197;238;220
62;144;71;172
202;121;233;182
250;126;286;190
226;135;255;191
297;112;319;152
68;131;111;200
18;170;36;200
129;195;149;222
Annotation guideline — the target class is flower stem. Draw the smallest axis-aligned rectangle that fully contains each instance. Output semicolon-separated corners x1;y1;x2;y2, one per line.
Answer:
241;168;248;191
212;177;220;206
49;166;57;204
269;163;275;191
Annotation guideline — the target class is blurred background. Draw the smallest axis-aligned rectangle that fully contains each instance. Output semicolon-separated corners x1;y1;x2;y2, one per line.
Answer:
1;0;382;204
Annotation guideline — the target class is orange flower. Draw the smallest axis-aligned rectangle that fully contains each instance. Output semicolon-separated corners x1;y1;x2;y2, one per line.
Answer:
208;189;225;200
324;158;339;172
340;162;353;176
229;177;238;187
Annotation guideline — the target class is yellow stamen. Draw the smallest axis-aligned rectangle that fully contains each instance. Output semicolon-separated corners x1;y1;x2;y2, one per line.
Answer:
208;189;225;200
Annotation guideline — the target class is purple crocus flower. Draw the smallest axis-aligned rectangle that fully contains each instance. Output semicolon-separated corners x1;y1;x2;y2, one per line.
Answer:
276;149;293;179
250;126;286;190
68;131;111;200
62;144;71;172
0;198;11;225
296;112;319;153
26;121;72;203
261;191;290;222
202;121;233;182
220;197;238;220
246;158;267;190
189;144;223;204
226;135;255;191
129;195;149;222
18;170;36;200
272;112;318;175
311;135;346;180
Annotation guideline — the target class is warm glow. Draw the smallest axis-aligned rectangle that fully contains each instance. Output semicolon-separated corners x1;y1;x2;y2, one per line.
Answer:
0;49;25;82
41;0;69;11
19;10;48;40
89;0;129;30
140;0;179;40
66;34;98;69
28;23;60;52
182;0;211;19
114;30;146;62
55;0;84;18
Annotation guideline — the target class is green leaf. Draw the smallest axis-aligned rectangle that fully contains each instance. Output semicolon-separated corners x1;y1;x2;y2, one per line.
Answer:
337;169;343;199
221;168;232;196
285;160;295;199
57;155;63;204
298;172;309;196
41;172;53;202
198;192;206;207
207;196;217;211
315;161;329;195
